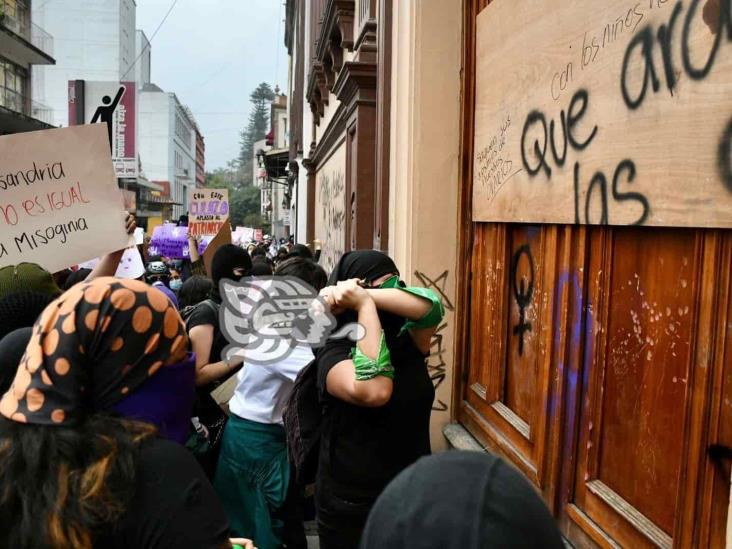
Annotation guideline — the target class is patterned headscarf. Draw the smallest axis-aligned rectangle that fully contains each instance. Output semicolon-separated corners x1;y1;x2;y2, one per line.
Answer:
0;277;188;425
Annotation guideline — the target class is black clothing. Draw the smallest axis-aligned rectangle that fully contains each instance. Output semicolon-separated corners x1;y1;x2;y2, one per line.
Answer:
359;451;566;549
0;327;32;395
315;329;433;548
315;250;434;548
325;250;398;286
0;290;55;339
98;437;231;548
185;298;229;478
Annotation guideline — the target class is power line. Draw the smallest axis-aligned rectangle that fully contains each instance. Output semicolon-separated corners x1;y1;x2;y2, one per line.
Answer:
121;0;179;80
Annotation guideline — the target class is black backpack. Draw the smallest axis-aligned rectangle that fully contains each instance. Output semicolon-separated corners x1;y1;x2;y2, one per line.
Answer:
283;357;322;486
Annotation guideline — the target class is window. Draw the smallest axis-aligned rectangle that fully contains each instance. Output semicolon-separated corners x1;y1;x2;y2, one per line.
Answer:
0;56;28;114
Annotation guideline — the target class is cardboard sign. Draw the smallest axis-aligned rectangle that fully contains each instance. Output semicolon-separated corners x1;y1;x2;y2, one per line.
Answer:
203;219;232;276
0;125;133;272
150;223;188;259
473;0;732;227
189;188;229;237
149;223;214;259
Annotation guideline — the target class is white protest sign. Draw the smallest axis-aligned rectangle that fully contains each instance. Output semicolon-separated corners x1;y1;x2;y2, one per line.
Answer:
114;247;145;279
0;125;132;272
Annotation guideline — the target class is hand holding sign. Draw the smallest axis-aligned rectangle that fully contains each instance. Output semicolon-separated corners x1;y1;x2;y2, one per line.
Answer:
189;188;230;237
0;125;132;272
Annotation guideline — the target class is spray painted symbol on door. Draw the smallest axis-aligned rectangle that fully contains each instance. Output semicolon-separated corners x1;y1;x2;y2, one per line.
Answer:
510;244;534;356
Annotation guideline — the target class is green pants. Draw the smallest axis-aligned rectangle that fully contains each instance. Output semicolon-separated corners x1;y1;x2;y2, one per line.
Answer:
214;414;289;549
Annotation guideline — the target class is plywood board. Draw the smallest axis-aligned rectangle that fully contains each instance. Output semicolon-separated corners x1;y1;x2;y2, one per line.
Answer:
473;0;732;227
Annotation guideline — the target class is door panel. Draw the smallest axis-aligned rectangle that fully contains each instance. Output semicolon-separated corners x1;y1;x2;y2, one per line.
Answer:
570;228;701;548
463;223;558;488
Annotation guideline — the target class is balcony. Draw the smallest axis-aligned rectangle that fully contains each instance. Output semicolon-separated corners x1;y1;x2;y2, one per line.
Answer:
0;85;54;133
0;0;54;66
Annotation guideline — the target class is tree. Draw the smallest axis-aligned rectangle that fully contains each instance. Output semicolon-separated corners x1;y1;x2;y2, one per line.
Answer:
237;82;275;187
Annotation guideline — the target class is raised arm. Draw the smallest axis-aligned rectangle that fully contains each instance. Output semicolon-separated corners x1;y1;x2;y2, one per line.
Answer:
325;280;394;407
86;212;136;281
188;323;242;386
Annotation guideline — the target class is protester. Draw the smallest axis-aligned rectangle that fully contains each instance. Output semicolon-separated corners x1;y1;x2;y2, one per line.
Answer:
63;268;93;290
169;262;184;291
359;451;565;549
250;258;274;276
314;250;445;548
178;275;214;310
187;244;252;476
0;277;242;548
214;258;327;549
275;247;289;265
286;243;314;261
145;261;179;309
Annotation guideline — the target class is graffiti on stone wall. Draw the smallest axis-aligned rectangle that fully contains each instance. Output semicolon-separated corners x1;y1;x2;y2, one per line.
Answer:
414;270;455;412
316;168;346;273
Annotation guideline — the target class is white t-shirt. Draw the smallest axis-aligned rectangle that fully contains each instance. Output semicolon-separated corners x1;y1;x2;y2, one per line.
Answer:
228;343;313;425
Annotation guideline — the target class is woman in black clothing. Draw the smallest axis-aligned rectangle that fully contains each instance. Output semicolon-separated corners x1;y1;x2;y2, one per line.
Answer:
0;278;239;549
315;251;445;549
187;244;252;476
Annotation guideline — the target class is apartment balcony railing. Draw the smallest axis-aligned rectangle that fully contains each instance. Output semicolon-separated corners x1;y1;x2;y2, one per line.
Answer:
0;0;54;56
0;85;53;124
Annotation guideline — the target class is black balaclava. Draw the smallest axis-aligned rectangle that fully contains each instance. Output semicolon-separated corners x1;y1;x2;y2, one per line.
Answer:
0;327;32;396
210;244;253;303
360;451;566;549
328;250;403;338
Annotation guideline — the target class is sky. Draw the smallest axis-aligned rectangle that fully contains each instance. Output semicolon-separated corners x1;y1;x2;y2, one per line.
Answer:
136;0;289;171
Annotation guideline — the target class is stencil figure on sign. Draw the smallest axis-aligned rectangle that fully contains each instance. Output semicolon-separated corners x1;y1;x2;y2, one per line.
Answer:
91;86;125;152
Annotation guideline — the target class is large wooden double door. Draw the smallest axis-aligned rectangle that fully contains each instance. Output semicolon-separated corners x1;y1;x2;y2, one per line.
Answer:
457;1;732;547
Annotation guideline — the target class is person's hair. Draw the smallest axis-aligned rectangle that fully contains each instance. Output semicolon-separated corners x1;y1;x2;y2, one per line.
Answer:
63;269;92;291
177;275;213;309
250;259;273;276
286;243;313;260
251;247;267;259
0;415;155;548
275;257;328;291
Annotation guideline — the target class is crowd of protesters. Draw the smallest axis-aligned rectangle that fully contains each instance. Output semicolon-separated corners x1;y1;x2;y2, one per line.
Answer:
0;213;565;549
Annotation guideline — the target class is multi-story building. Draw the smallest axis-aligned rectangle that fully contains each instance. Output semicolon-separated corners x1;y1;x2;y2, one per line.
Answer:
0;0;55;134
194;126;205;188
32;0;136;128
257;90;292;240
138;83;197;222
183;104;205;188
134;29;150;90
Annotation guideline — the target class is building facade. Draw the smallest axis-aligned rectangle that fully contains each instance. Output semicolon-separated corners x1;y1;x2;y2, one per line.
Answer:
138;84;197;222
0;0;55;134
32;0;136;128
284;0;732;546
194;122;205;188
134;29;150;90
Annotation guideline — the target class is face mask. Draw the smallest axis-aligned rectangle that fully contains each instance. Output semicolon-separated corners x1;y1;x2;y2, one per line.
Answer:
379;275;401;289
169;279;183;291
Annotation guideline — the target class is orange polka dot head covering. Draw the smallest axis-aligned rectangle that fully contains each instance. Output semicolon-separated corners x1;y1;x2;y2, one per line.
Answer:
0;277;188;426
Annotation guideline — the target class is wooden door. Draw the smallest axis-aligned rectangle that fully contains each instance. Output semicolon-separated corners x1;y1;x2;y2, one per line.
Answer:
456;0;732;547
